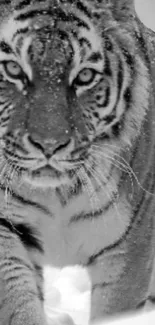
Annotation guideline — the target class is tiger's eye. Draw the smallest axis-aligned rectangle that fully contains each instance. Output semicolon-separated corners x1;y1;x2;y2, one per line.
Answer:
74;68;96;87
4;61;22;78
78;68;94;83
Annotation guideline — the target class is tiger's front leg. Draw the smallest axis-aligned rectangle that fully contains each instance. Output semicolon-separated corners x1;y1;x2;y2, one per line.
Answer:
0;221;75;325
0;221;48;325
88;247;127;320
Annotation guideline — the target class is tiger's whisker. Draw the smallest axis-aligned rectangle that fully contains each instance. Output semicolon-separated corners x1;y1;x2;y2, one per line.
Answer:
98;144;155;196
76;166;100;214
91;148;134;198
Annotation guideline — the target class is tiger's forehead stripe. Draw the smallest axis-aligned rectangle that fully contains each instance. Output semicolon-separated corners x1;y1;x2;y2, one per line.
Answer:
14;0;92;18
0;41;13;54
15;0;34;11
0;0;105;87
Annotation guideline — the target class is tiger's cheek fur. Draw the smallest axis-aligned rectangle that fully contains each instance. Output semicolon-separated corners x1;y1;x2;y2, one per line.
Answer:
0;81;22;138
78;79;109;136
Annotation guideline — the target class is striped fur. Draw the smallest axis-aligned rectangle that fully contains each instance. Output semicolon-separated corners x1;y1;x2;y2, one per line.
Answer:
0;0;154;324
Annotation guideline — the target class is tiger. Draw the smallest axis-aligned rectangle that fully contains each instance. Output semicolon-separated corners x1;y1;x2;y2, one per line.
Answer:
0;0;155;324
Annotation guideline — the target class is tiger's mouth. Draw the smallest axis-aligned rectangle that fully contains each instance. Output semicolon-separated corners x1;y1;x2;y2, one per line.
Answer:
4;141;90;188
31;165;62;179
23;161;79;188
24;164;66;188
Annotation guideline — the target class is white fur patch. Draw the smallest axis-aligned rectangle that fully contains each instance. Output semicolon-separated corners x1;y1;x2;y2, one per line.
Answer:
44;265;91;325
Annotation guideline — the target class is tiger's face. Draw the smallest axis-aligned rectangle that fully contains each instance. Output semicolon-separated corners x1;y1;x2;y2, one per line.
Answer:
0;0;150;189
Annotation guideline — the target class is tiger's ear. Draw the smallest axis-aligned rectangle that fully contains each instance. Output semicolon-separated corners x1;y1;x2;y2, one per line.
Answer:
110;0;135;20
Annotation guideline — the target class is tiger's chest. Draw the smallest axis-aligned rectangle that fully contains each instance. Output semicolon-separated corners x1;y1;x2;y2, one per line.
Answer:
41;191;132;268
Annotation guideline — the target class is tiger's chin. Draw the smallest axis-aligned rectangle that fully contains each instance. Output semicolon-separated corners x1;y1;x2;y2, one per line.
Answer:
22;166;70;189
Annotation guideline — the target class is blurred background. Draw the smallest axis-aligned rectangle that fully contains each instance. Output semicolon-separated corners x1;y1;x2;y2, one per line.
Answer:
135;0;155;31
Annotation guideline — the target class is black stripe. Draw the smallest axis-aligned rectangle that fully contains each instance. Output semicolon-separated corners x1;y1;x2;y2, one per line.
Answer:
136;296;155;309
104;53;112;76
75;0;92;18
93;12;101;20
0;41;13;54
14;193;51;216
134;30;150;66
37;285;44;302
4;149;25;160
15;7;90;30
79;37;91;49
8;274;22;282
34;263;42;275
124;86;132;109
1;116;10;124
86;190;145;266
148;296;155;303
57;29;70;42
97;86;110;109
136;300;147;309
57;10;90;30
5;142;29;156
0;218;16;234
94;132;110;142
92;282;110;292
5;141;31;157
0;86;7;90
0;219;44;253
0;122;9;128
13;192;51;216
104;114;116;125
70;193;118;223
0;106;12;117
9;256;34;271
112;120;123;137
117;59;124;101
15;8;52;20
9;264;29;272
55;188;67;206
0;0;12;4
103;87;110;107
104;36;113;52
0;100;8;105
88;52;102;63
0;74;4;81
34;263;44;301
12;27;29;41
70;208;105;223
0;184;51;217
15;0;32;11
66;0;91;18
14;223;44;253
121;47;134;68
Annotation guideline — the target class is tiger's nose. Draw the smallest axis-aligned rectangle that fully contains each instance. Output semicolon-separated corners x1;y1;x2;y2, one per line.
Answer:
27;133;72;159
